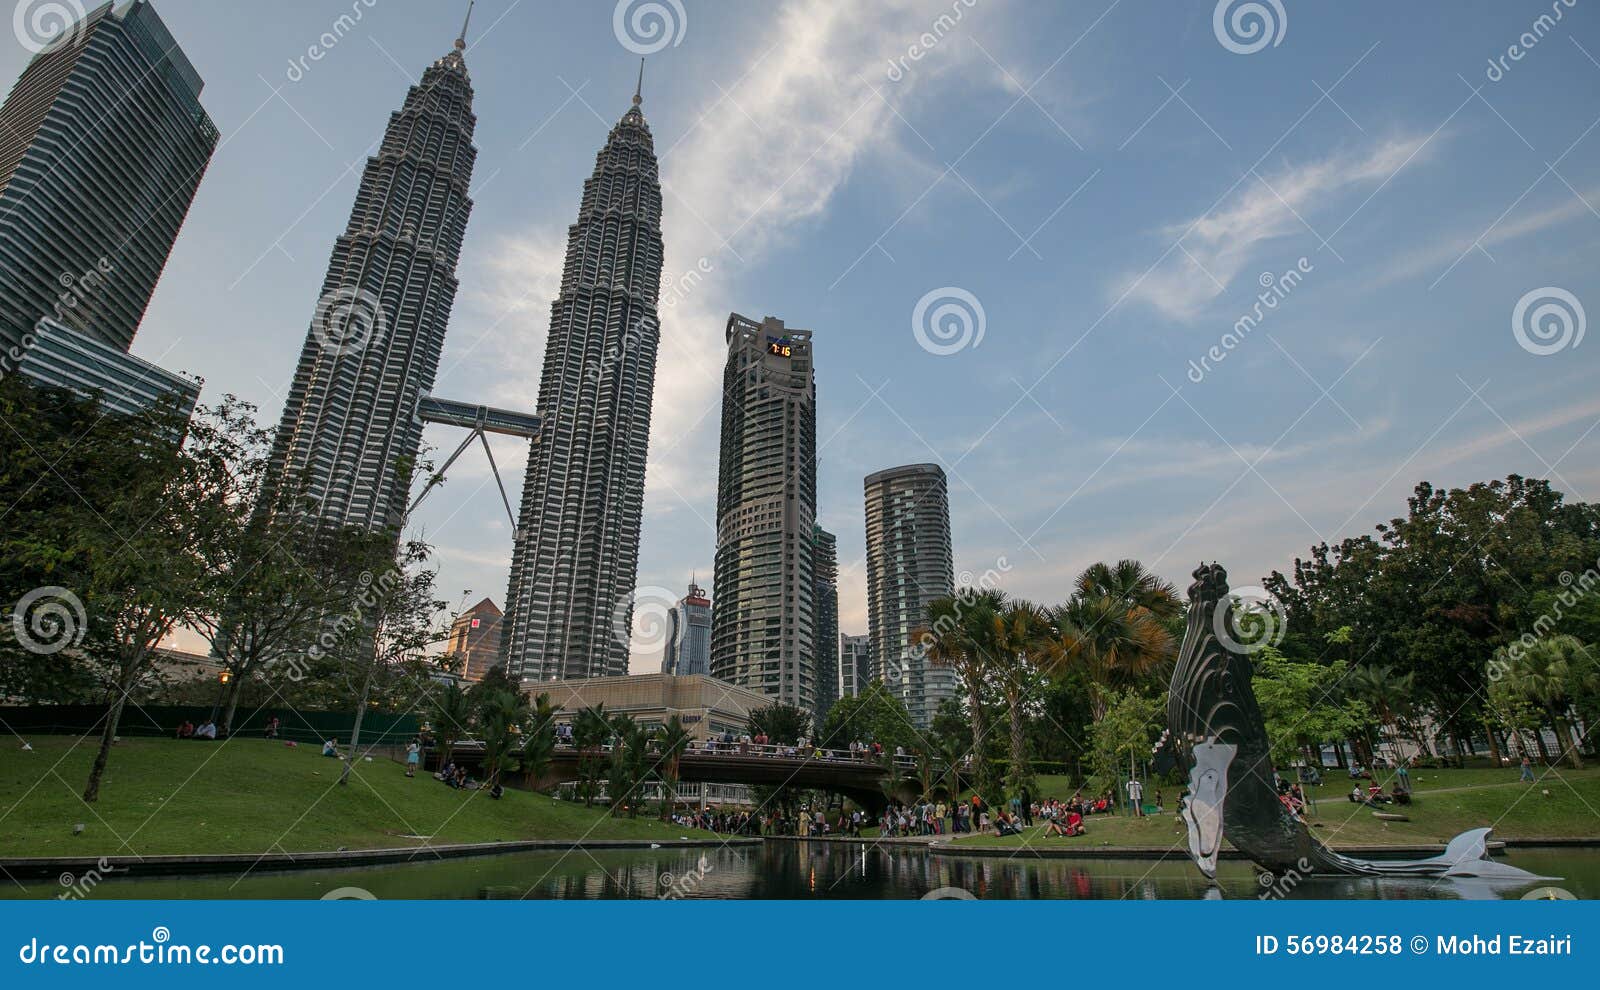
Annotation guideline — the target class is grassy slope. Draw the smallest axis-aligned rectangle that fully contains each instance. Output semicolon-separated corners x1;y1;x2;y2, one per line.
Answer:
0;736;702;857
949;767;1600;849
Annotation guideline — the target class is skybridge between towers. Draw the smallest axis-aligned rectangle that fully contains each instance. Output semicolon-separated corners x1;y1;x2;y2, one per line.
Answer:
408;394;541;534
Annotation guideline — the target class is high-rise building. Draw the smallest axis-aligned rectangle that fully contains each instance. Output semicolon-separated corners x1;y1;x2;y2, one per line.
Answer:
812;524;839;722
445;597;503;683
262;15;478;532
0;0;217;373
864;463;955;729
17;316;199;420
840;633;872;700
710;314;817;710
502;70;663;682
660;580;712;677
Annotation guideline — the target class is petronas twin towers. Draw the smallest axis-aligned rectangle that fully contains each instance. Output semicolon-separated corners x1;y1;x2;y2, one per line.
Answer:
267;12;662;681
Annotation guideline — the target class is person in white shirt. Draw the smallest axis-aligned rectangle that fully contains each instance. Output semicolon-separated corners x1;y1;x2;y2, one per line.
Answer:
1126;777;1145;817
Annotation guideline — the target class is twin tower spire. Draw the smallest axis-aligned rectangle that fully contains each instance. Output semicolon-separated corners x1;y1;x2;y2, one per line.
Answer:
450;3;644;107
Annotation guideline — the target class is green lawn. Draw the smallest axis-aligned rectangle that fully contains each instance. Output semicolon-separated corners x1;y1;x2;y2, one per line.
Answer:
949;766;1600;850
0;736;705;857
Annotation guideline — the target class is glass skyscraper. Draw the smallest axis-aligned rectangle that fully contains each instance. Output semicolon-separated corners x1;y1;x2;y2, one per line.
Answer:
812;523;839;722
0;1;216;374
502;76;663;682
710;314;818;711
864;463;956;729
660;581;712;677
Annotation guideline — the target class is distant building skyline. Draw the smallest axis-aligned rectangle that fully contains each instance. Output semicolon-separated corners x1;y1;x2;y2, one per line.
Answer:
812;524;839;722
502;70;664;684
445;596;503;683
261;19;478;533
710;314;818;710
864;463;956;729
661;579;712;677
0;0;215;374
840;633;871;701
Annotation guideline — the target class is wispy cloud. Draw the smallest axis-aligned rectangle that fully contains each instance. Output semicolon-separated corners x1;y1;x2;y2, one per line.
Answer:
1125;134;1434;321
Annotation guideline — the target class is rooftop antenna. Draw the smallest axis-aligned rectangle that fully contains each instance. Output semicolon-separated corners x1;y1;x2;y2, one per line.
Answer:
633;57;644;106
456;0;474;51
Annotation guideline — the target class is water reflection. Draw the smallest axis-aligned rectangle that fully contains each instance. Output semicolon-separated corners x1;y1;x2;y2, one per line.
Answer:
3;843;1590;901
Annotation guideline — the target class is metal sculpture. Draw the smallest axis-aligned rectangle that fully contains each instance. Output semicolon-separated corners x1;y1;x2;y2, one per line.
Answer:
1168;563;1552;883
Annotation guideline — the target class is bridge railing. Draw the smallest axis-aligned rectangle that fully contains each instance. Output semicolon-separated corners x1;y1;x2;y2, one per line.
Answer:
546;738;918;770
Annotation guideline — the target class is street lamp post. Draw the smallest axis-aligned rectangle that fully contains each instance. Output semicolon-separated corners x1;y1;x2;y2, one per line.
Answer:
208;669;232;731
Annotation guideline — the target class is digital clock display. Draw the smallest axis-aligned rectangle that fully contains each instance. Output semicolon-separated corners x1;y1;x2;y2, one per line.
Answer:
767;338;793;358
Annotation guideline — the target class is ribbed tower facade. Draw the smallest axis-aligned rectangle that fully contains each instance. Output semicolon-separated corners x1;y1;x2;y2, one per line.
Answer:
864;463;955;729
0;1;216;372
502;81;663;682
710;315;817;710
263;26;477;532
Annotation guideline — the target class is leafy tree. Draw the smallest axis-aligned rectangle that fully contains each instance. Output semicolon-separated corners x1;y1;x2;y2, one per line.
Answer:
517;692;559;792
1089;688;1164;795
914;589;1007;799
605;713;652;817
1489;635;1597;769
1046;560;1180;719
478;688;531;789
0;380;247;802
988;599;1052;797
1250;647;1370;768
747;702;811;744
816;681;920;755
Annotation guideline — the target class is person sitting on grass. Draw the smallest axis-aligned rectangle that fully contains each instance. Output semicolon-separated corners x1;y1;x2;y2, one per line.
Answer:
995;812;1023;837
321;738;338;758
1046;810;1086;837
176;720;195;739
196;720;218;740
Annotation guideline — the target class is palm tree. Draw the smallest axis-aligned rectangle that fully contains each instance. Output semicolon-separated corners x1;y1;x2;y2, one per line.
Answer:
989;599;1052;796
478;688;531;789
914;589;1006;800
1046;561;1180;719
429;683;473;768
655;715;692;820
572;703;610;806
517;692;559;792
1346;664;1415;764
1497;636;1596;770
935;735;968;804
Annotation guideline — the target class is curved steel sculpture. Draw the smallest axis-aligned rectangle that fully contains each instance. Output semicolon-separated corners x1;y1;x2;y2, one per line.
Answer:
1169;563;1552;883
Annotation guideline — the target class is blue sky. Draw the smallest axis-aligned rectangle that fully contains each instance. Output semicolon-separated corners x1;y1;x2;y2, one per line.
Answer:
9;0;1597;668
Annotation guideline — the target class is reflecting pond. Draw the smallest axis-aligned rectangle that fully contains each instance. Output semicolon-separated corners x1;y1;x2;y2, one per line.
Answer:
8;842;1596;900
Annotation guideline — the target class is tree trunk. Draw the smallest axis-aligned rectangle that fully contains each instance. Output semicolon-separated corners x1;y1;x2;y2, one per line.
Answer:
341;660;376;786
1332;741;1347;768
1483;719;1502;766
1550;713;1583;770
1007;691;1027;794
1534;727;1552;764
965;670;991;798
82;692;130;803
221;676;244;736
